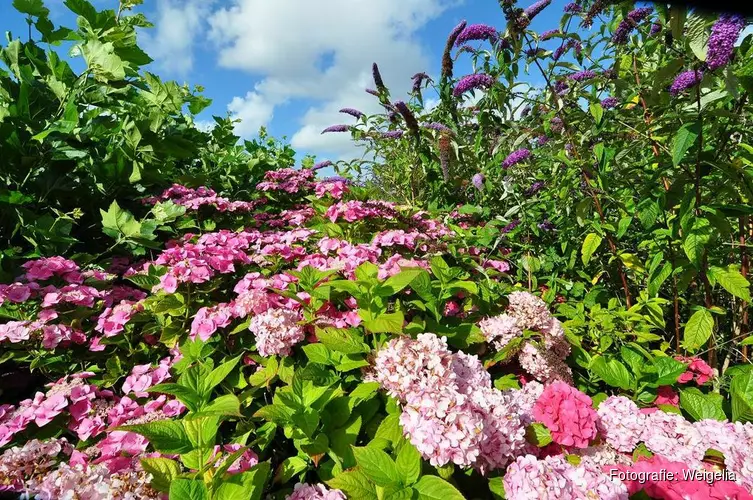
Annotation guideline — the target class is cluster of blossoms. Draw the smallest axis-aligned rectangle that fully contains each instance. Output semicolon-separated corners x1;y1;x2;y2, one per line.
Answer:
453;74;495;97
612;7;653;44
502;148;532;169
479;291;572;384
706;14;746;71
455;24;498;45
285;482;346;500
144;184;265;212
256;168;316;194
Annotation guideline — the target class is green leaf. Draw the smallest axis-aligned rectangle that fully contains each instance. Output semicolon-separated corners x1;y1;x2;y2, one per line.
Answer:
362;311;404;334
204;355;243;394
375;415;403;444
119;420;193;454
652;357;688;387
189;394;241;418
327;470;378;500
590;356;634;390
214;463;270;500
741;336;753;346
82;40;126;82
13;0;49;17
525;423;553;447
682;308;714;353
686;13;710;61
376;268;424;296
673;121;701;166
589;103;604;125
315;327;370;354
413;476;465;500
148;383;202;411
169;479;208;500
140;457;181;492
581;233;602;265
683;218;713;268
303;344;334;365
731;372;753;423
352;446;402;486
708;266;751;302
395;442;422;486
679;388;726;421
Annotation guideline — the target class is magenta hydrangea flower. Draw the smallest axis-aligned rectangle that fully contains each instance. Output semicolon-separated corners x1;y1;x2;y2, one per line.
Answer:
669;70;704;96
706;14;745;71
502;148;531;169
321;124;349;134
453;73;494;97
533;381;598;448
455;24;498;46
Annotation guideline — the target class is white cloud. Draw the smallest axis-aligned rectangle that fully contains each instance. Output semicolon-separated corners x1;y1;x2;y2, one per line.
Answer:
207;0;460;159
141;0;212;75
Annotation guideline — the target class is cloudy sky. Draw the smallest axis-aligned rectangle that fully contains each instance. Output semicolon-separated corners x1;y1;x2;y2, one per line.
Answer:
3;1;748;165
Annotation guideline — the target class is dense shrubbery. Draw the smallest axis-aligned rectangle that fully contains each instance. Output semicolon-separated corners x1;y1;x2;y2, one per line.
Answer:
1;0;753;499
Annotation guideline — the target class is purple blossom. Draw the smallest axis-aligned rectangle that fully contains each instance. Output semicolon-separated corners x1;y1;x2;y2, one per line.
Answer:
372;63;386;90
524;0;552;21
536;135;549;146
540;29;560;40
312;160;333;171
502;149;532;169
568;70;596;82
554;80;569;95
321;125;349;134
612;7;653;44
650;22;662;36
565;143;574;153
670;70;704;96
706;14;745;71
521;105;532;117
423;122;453;133
411;72;432;93
526;181;545;195
381;130;404;139
502;219;521;233
339;108;364;119
453;74;494;97
365;88;380;97
394;101;419;133
538;219;555;231
600;97;619;109
456;24;498;46
550;117;564;133
563;2;581;13
443;21;467;79
472;173;485;190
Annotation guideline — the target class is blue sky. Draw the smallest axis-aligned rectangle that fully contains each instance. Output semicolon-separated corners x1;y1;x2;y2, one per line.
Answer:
1;0;596;163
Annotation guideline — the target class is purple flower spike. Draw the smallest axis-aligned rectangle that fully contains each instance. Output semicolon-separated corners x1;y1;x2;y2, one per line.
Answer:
502;148;532;169
568;70;596;82
564;2;581;13
536;135;549;146
312;160;333;171
365;88;380;97
443;20;467;79
339;108;364;119
453;74;494;97
321;125;349;134
502;219;521;233
600;97;619;109
538;219;555;231
423;122;453;133
540;29;560;40
550;117;564;133
472;173;485;190
381;130;404;139
372;63;386;90
411;72;432;92
670;70;704;96
455;24;499;46
526;181;545;195
706;14;745;71
612;7;653;44
650;22;662;36
524;0;552;21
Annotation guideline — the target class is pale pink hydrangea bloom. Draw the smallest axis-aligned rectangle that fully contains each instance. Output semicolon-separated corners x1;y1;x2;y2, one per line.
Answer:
518;342;573;384
0;438;71;492
574;444;632;468
249;308;305;357
286;482;346;500
533;382;598;449
211;444;259;474
507;291;551;331
508;380;545;426
479;313;522;351
0;320;33;343
641;410;706;468
452;351;491;395
726;421;753;490
471;387;528;473
596;396;646;452
33;463;164;499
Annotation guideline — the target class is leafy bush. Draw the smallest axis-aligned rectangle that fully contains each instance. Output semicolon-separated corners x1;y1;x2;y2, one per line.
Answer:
1;1;753;499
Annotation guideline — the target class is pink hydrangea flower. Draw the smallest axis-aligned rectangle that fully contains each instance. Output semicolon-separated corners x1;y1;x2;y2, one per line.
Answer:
286;483;346;500
249;308;305;357
655;385;680;406
676;356;714;385
596;396;646;452
533;382;598;449
641;410;706;468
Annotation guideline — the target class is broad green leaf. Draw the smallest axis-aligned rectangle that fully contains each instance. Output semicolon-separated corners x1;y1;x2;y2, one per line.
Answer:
683;218;713;268
362;311;404;334
708;266;751;302
413;476;465;500
652;357;688;387
395;441;422;486
13;0;49;17
82;40;126;81
581;233;602;265
589;103;604;125
682;308;714;353
214;463;270;500
188;394;241;418
376;268;424;296
590;356;634;390
679;388;726;421
731;372;753;423
118;420;193;454
327;470;378;500
352;446;402;486
169;479;208;500
686;13;710;61
673;121;701;166
525;423;553;447
148;383;202;411
140;457;181;492
204;355;243;394
315;327;370;354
